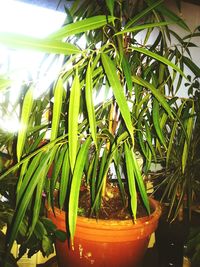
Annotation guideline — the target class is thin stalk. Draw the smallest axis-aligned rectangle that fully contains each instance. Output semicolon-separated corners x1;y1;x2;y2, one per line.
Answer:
102;102;114;197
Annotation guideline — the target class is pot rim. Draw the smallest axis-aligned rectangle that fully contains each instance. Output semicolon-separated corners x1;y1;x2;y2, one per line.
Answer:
48;198;161;242
49;197;161;228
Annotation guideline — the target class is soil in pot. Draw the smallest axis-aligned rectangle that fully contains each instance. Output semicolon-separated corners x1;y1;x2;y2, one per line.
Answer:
78;181;151;220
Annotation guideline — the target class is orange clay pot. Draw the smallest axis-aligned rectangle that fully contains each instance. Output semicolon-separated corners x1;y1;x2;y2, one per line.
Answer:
48;198;161;267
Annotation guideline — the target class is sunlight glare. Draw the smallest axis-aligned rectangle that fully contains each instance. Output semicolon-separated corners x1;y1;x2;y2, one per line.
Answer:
0;0;66;133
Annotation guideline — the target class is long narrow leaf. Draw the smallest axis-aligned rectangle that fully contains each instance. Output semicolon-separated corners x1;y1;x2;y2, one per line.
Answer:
182;102;195;173
101;53;134;142
50;76;64;141
124;143;137;220
125;0;164;28
153;99;166;149
131;46;187;79
145;121;156;161
59;146;70;209
85;63;97;147
116;22;170;35
16;153;42;205
106;0;115;17
17;158;29;196
29;145;58;237
122;55;133;93
17;86;34;161
154;2;190;31
68;138;91;243
133;75;173;118
7;149;54;251
0;32;80;55
166;102;185;166
48;16;115;40
137;109;149;159
113;150;126;205
0;134;67;181
183;56;200;77
50;146;66;209
68;73;81;172
131;149;150;214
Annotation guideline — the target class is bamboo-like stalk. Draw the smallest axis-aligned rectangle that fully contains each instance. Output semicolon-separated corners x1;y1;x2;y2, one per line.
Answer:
102;102;114;197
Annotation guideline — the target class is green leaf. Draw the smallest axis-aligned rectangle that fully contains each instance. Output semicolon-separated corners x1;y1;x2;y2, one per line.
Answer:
117;131;129;145
113;150;126;205
55;230;67;242
16;153;42;205
125;0;164;28
0;135;66;181
28;170;46;237
144;145;152;173
68;137;91;243
29;132;46;152
33;220;47;240
182;102;195;173
85;63;97;147
68;73;81;172
90;153;99;203
183;32;200;40
106;0;115;16
50;76;64;142
42;236;54;256
122;55;133;93
17;158;29;199
48;15;115;40
166;101;185;166
137;114;148;159
132;76;174;118
97;147;108;190
17;86;34;161
0;32;80;55
40;217;56;232
59;147;70;209
136;94;150;118
182;56;200;77
131;149;150;214
29;146;58;238
152;99;166;149
7;149;55;251
153;2;190;31
116;22;170;35
50;146;66;209
124;142;137;220
101;53;134;142
144;121;156;161
131;46;187;79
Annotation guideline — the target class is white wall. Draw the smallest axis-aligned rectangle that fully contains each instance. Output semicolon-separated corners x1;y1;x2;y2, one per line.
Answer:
160;1;200;97
166;0;200;67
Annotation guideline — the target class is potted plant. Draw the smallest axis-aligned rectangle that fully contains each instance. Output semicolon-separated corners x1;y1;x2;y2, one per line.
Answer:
152;74;200;266
0;0;196;266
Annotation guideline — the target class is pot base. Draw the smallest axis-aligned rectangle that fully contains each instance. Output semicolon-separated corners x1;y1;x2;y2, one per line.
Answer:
55;237;149;267
48;198;161;267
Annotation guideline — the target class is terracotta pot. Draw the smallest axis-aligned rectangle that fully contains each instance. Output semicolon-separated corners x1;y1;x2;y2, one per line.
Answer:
48;198;161;267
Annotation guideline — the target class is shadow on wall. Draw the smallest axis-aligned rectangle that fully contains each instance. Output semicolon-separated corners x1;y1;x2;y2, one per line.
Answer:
16;0;72;11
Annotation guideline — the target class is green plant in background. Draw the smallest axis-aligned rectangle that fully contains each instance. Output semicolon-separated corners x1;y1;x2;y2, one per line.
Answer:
0;0;199;264
152;72;200;222
0;173;67;267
